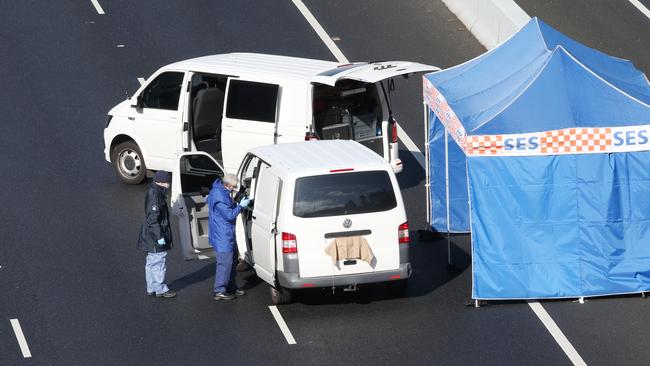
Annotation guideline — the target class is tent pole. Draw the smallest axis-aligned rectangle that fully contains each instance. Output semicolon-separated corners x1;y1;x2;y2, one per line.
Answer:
445;126;452;266
424;102;431;229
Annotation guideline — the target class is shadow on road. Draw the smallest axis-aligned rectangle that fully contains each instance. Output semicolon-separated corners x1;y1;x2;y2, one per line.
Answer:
395;147;426;189
293;232;472;305
169;261;264;292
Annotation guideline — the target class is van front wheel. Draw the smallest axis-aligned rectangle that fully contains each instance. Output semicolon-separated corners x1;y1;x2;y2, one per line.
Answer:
111;141;147;184
270;285;293;305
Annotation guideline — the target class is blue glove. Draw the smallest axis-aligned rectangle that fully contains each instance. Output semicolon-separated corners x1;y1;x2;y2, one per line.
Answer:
240;198;251;208
157;238;166;246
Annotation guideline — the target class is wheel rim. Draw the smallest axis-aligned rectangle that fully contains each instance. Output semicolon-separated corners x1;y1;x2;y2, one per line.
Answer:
118;149;142;178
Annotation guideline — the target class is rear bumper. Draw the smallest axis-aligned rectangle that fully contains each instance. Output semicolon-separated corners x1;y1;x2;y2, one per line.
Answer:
277;263;411;289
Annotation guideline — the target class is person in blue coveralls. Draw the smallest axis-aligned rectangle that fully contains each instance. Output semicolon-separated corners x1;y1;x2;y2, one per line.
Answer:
207;173;251;301
137;171;177;298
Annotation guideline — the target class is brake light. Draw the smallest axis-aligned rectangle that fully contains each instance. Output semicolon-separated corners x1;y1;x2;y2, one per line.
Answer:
305;132;318;141
282;232;297;253
390;118;398;143
330;168;354;173
398;222;410;244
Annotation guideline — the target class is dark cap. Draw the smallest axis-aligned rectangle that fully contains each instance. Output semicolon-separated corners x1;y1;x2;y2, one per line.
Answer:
153;170;171;183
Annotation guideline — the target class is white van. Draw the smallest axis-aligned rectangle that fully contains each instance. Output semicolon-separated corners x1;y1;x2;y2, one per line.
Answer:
170;140;411;304
103;53;438;184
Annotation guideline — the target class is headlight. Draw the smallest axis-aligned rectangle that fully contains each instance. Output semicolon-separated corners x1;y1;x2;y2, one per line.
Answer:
105;114;113;128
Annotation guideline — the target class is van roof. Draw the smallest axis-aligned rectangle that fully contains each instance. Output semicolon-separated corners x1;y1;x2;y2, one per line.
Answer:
167;53;339;82
164;53;439;86
248;140;389;176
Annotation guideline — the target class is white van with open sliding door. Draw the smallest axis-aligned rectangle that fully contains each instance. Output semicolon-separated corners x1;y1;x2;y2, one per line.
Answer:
104;53;438;184
171;140;411;304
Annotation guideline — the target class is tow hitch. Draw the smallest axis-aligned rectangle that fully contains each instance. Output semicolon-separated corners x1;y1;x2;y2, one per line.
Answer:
343;284;358;292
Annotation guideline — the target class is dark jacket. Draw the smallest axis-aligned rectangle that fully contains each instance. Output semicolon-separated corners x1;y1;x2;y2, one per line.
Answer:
207;179;242;252
137;183;173;253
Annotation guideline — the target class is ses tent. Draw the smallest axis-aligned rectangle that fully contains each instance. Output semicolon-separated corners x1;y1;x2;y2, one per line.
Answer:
424;17;650;299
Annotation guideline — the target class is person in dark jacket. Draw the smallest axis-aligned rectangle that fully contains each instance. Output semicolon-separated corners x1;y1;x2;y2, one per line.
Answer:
137;171;176;298
207;174;251;300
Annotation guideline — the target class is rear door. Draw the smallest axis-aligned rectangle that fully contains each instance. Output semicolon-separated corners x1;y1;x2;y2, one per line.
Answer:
292;170;403;278
312;61;439;86
220;78;280;172
171;152;225;260
250;163;280;285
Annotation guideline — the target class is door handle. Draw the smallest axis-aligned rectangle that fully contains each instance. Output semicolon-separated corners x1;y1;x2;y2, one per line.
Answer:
128;117;135;121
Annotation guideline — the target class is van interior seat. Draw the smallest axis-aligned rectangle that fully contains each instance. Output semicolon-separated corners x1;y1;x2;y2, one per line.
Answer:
192;87;224;155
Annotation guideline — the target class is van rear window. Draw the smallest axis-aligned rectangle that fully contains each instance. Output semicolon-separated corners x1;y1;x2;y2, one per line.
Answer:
293;171;397;218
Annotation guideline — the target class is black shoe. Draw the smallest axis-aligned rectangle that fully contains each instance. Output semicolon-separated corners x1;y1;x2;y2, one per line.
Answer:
234;289;246;296
147;292;155;296
156;290;177;298
213;292;236;301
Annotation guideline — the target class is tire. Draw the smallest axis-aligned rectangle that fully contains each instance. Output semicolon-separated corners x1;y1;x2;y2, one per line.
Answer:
270;285;293;305
111;141;147;184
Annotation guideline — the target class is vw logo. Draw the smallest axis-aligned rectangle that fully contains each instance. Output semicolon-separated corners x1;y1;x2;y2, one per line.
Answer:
342;219;352;228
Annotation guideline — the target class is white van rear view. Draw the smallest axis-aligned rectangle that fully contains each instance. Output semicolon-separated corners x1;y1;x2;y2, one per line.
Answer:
171;140;411;304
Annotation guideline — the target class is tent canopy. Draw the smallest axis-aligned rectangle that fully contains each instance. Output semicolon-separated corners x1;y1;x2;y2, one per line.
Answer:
424;18;650;299
425;17;650;136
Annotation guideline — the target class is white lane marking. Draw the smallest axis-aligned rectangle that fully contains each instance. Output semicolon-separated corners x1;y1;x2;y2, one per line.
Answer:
90;0;105;15
291;0;427;169
396;123;426;169
10;319;32;358
528;302;587;366
268;306;296;345
629;0;650;19
137;77;145;85
291;0;349;63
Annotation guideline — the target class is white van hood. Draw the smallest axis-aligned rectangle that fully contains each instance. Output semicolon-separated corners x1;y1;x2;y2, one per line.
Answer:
108;99;133;117
312;61;439;86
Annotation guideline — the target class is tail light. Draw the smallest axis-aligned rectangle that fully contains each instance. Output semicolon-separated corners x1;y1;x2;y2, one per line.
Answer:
305;132;318;141
282;232;297;253
390;117;398;143
398;222;410;244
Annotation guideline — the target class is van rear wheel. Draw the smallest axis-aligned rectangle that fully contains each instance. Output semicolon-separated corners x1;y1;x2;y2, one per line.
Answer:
270;285;293;305
111;141;147;185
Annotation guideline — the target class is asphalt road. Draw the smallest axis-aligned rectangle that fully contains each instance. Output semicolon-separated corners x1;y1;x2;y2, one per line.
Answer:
0;1;649;365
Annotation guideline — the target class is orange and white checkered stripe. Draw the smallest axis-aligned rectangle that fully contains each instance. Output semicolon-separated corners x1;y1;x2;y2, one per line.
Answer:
424;78;650;157
467;135;504;155
423;78;467;152
539;128;612;154
462;126;650;157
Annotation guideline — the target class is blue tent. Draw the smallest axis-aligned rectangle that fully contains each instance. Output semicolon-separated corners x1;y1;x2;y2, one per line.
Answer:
424;17;650;299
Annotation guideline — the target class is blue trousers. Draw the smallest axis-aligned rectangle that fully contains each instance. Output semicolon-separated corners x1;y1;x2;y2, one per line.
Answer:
145;252;169;295
214;251;238;294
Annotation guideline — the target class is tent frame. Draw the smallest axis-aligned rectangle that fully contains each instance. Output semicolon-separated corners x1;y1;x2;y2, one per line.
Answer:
424;103;453;268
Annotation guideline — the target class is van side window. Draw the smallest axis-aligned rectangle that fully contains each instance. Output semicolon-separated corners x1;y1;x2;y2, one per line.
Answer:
241;156;261;198
141;72;185;110
226;80;279;123
180;155;224;195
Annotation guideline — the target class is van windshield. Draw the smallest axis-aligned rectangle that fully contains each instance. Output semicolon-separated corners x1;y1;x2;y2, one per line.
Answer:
293;171;396;218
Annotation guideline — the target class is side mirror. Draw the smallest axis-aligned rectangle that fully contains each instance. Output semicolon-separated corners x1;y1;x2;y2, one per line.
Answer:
131;95;143;109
